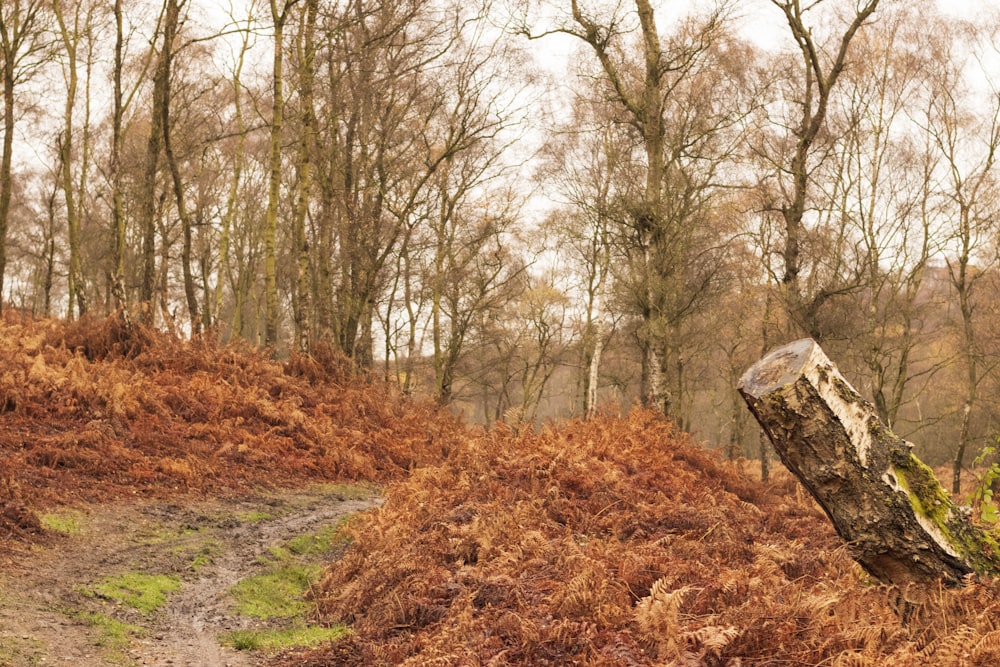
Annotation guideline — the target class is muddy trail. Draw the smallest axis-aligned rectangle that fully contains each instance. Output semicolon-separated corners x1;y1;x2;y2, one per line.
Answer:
0;485;380;666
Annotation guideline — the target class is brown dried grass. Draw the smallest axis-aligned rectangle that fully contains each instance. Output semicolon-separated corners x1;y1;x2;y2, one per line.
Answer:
288;412;1000;666
0;312;463;544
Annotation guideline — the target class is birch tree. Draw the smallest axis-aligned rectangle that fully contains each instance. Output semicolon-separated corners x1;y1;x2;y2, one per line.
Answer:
915;15;1000;493
0;0;48;312
53;0;96;318
520;1;748;417
764;0;880;338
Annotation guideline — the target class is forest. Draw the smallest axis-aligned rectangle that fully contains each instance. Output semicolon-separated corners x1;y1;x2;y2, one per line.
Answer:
3;0;1000;490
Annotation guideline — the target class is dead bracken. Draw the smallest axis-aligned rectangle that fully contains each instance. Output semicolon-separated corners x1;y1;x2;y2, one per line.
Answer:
4;314;1000;666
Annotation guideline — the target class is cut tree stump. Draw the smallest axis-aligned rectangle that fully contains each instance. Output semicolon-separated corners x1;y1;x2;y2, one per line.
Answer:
738;338;1000;586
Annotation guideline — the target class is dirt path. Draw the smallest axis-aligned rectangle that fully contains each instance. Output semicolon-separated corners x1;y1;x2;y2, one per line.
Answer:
0;485;380;666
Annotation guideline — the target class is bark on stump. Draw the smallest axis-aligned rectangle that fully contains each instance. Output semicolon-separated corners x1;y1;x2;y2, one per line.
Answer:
738;338;1000;586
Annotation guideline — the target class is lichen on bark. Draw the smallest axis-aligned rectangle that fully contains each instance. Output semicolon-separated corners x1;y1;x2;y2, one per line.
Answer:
740;338;1000;585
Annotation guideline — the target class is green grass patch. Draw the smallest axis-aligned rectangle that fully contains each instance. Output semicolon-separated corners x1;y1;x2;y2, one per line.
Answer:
239;510;275;523
72;610;145;651
226;512;366;652
286;522;347;556
222;625;349;651
171;538;222;572
244;521;351;611
262;520;349;565
229;562;321;619
190;547;216;571
39;510;85;536
90;573;182;614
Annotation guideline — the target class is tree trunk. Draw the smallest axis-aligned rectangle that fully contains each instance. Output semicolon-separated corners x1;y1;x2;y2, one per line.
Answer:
290;0;317;354
160;0;200;336
739;338;1000;586
0;39;15;312
263;0;289;347
137;35;168;322
109;0;130;323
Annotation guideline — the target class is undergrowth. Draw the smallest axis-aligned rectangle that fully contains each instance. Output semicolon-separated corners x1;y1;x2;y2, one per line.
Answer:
0;311;463;545
284;412;1000;666
6;312;1000;665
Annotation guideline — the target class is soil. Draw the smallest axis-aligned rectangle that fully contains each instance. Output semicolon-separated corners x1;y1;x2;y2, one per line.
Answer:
0;485;380;667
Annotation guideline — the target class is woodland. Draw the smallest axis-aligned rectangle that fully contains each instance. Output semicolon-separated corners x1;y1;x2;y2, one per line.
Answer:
5;0;1000;661
4;0;1000;485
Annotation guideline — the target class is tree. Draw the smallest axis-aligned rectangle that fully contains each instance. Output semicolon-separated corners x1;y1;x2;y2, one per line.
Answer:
763;0;880;339
428;190;526;405
741;338;1000;586
290;0;317;353
108;0;129;318
914;14;1000;493
521;1;749;417
816;1;944;429
0;0;48;312
515;273;572;423
212;0;256;339
157;0;204;334
132;0;176;323
54;0;96;318
262;0;297;346
310;0;524;367
540;98;628;418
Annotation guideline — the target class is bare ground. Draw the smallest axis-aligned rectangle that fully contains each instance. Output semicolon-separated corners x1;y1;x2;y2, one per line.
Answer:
0;485;380;667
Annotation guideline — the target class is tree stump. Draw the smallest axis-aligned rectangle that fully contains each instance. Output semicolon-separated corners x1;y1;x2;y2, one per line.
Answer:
738;338;1000;586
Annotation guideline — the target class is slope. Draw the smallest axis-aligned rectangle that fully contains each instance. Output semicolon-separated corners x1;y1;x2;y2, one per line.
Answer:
0;311;464;555
293;412;1000;666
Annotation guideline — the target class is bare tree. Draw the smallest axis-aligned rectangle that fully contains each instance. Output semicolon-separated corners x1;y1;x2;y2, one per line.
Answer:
0;0;49;312
212;1;257;338
157;0;204;334
763;0;880;338
108;0;129;318
516;272;572;423
913;14;1000;493
262;0;298;346
290;0;317;353
820;1;944;428
428;188;527;405
53;0;97;318
540;101;628;417
520;1;750;417
309;0;524;367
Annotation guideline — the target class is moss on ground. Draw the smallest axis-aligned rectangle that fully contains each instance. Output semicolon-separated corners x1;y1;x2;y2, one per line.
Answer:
222;625;349;651
226;520;353;652
89;573;182;614
229;563;320;619
39;510;85;536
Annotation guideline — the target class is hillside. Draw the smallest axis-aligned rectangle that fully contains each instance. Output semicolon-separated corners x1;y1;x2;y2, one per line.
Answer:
3;313;1000;665
288;413;1000;666
0;312;464;552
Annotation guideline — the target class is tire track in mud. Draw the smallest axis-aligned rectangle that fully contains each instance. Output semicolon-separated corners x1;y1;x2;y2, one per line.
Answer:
0;486;380;667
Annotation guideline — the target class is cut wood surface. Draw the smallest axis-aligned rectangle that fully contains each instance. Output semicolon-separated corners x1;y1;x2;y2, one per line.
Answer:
739;338;1000;586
